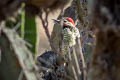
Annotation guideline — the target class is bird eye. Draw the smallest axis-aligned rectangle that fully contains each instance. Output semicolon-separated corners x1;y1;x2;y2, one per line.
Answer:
64;20;67;22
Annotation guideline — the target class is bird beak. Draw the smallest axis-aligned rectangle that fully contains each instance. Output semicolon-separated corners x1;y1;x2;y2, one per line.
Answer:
52;19;60;24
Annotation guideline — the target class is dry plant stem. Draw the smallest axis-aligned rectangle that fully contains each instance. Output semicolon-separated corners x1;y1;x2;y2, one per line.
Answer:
39;10;50;39
72;46;81;77
18;70;24;80
39;10;55;51
77;38;87;80
68;48;78;80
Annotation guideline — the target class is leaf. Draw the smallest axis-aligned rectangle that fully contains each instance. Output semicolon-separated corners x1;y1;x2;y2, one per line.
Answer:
24;14;37;54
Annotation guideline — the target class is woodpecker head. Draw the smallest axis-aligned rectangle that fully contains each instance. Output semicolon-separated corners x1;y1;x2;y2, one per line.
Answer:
63;17;75;28
52;17;75;28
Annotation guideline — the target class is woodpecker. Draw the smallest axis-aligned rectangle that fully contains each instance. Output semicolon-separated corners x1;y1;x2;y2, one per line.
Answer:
62;17;80;46
52;17;80;66
52;17;80;47
61;17;80;60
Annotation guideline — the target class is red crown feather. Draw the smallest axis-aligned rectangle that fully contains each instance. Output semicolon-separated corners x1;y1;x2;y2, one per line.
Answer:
66;17;75;27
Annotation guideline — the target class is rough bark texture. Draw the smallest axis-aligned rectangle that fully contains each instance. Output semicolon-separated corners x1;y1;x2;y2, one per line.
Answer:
88;0;120;80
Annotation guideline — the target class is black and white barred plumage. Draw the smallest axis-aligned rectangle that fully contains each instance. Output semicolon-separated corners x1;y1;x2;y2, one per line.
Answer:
62;27;80;58
62;27;80;47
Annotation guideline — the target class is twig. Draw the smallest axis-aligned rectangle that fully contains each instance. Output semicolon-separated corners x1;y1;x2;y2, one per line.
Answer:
77;38;87;80
68;47;78;80
72;46;82;77
21;3;25;39
39;9;56;51
13;22;21;31
18;70;24;80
